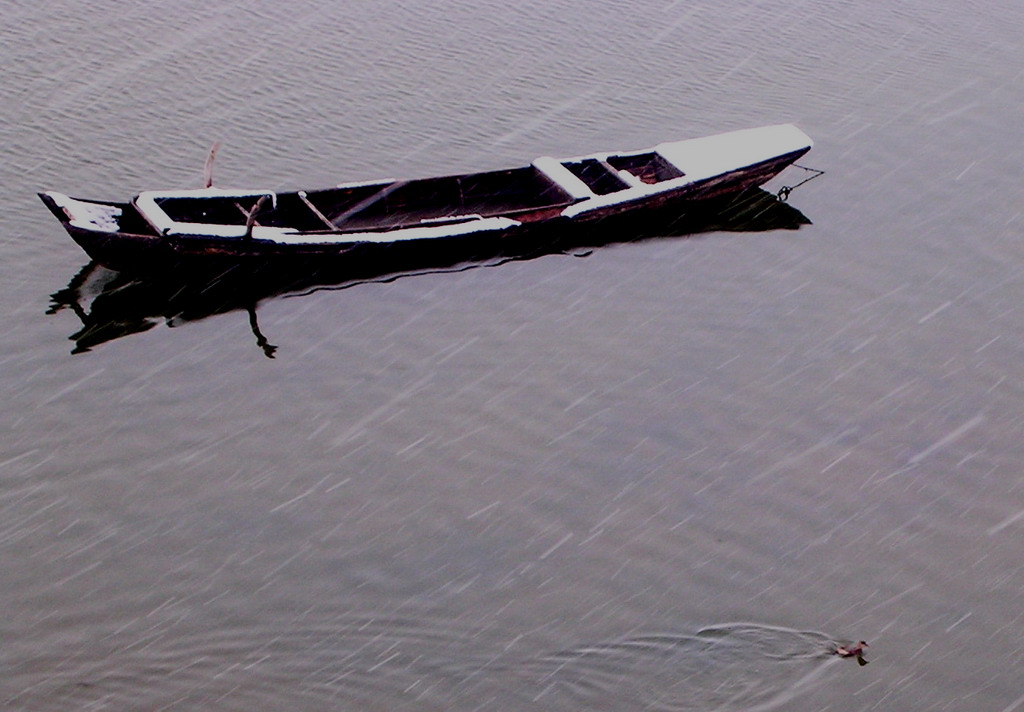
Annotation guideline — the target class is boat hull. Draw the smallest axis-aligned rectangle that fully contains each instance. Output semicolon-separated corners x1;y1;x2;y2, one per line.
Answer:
41;127;812;274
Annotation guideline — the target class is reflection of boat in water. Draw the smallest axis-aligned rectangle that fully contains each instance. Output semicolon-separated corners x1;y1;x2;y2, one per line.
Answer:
40;125;812;273
47;187;812;356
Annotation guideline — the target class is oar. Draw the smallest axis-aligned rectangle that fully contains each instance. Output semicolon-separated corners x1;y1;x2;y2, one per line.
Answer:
203;141;222;188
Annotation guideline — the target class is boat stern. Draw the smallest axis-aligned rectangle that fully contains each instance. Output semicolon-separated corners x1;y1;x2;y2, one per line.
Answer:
40;191;174;270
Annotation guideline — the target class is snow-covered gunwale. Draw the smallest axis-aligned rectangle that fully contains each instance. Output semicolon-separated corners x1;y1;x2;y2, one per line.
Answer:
40;124;812;272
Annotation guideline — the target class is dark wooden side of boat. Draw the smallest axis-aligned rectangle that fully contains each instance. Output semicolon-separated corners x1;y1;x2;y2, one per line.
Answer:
40;190;548;273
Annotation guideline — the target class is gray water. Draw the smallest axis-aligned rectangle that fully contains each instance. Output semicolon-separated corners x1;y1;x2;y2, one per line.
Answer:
4;1;1024;709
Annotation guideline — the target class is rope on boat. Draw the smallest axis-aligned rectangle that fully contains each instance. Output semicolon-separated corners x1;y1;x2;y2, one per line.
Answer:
776;164;825;202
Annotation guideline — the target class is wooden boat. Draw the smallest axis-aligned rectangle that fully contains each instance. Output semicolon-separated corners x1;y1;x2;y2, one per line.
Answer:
40;124;812;272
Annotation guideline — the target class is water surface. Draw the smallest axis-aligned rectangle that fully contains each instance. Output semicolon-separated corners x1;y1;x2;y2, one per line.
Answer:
3;1;1024;710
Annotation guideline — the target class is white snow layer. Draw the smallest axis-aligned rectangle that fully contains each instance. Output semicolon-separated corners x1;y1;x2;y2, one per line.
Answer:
45;192;122;232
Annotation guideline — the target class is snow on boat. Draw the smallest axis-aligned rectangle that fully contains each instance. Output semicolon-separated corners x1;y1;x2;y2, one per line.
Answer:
40;124;812;272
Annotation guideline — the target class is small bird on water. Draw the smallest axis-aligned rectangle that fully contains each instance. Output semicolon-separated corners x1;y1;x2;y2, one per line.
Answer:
835;641;869;665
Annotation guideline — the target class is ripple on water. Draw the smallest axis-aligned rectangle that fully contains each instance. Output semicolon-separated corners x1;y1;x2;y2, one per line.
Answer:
4;614;843;708
483;623;840;711
7;617;842;711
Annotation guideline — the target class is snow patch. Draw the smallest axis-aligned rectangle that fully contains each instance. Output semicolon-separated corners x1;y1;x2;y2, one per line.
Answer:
657;124;812;182
45;192;122;232
265;216;521;245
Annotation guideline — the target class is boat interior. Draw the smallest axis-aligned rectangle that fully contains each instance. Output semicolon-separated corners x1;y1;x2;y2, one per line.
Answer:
561;152;685;194
148;150;687;234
